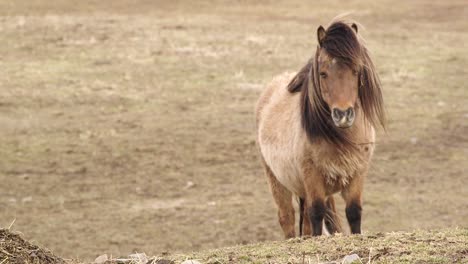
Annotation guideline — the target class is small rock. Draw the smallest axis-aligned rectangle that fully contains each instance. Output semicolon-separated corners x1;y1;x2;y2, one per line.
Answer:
129;253;148;263
342;253;361;264
94;254;108;264
21;196;33;203
184;181;195;189
410;137;418;144
181;260;202;264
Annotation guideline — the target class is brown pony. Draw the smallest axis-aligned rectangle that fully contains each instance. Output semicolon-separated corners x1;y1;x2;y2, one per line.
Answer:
255;19;385;237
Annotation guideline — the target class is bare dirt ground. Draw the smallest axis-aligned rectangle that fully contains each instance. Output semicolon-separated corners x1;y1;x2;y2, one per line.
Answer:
0;0;467;261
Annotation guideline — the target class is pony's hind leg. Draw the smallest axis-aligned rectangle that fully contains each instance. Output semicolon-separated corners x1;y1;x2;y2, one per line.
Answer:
263;163;295;238
324;196;342;234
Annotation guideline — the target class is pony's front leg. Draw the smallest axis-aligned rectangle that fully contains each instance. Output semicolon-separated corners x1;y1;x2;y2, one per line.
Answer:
302;165;327;236
342;175;364;234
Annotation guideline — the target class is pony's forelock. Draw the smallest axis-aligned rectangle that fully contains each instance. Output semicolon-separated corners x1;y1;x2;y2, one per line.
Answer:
320;21;362;70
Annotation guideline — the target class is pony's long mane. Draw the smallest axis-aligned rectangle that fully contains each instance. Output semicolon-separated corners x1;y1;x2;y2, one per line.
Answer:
287;20;385;151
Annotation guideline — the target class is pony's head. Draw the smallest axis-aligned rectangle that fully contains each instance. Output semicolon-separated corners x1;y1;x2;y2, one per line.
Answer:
315;22;361;128
288;20;385;147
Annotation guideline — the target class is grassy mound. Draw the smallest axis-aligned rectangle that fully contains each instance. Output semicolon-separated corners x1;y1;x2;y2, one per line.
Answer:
1;228;466;263
0;229;65;264
171;228;467;264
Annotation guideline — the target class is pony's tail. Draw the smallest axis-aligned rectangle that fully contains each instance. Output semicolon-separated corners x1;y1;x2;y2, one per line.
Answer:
299;197;305;236
299;196;342;236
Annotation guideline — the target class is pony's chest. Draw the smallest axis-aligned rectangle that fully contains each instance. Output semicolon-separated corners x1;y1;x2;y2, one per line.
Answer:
315;148;370;188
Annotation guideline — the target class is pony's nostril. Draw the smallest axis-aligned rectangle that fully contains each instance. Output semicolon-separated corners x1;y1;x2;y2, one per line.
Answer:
346;107;355;120
332;108;343;120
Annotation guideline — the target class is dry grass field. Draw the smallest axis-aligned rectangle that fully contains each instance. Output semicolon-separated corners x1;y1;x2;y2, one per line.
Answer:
0;0;467;261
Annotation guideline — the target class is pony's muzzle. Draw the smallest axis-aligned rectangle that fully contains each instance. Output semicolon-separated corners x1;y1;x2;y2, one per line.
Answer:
332;107;355;128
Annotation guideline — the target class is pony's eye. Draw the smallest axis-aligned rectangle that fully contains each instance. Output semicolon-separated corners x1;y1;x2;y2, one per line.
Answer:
319;72;327;78
352;69;359;76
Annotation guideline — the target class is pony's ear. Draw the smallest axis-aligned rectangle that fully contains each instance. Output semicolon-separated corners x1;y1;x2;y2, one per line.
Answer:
317;25;326;46
351;23;358;33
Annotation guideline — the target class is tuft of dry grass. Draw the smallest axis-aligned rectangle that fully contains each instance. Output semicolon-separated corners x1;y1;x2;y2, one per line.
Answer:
0;229;65;264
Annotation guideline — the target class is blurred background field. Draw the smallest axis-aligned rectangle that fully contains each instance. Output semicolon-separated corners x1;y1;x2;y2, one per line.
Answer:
0;0;466;261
